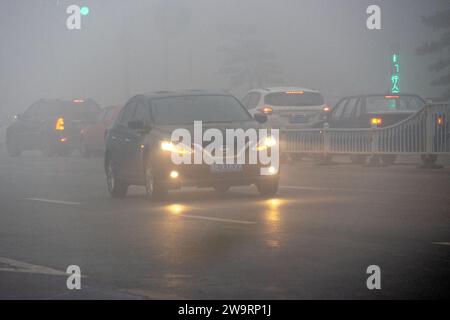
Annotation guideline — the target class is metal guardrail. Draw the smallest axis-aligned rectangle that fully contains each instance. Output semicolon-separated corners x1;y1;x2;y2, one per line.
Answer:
281;102;450;155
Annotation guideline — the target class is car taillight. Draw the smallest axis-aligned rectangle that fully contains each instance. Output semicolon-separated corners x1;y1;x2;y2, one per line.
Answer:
259;106;273;114
56;118;65;131
371;117;382;127
285;91;304;94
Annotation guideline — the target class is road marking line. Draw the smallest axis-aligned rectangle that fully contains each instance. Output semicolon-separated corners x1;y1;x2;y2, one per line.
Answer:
180;214;256;225
281;185;330;191
432;242;450;247
0;257;68;277
25;198;81;205
280;185;449;198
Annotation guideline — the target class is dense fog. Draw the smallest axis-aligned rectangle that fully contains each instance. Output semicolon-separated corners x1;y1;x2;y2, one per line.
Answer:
0;0;448;117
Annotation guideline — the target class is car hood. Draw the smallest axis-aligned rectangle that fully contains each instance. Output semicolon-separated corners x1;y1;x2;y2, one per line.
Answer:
150;121;268;140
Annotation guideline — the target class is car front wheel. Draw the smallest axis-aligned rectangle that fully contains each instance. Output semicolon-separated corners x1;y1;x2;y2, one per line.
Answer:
256;178;279;197
106;159;128;198
145;164;167;201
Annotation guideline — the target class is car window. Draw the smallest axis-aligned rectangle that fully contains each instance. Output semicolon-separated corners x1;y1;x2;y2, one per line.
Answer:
97;109;108;122
342;98;358;119
248;93;261;109
25;101;56;118
332;99;346;120
62;101;100;121
354;100;363;118
24;102;42;117
104;107;119;124
241;94;250;108
151;95;252;125
407;97;425;111
365;96;425;112
133;103;149;123
25;100;99;121
264;92;324;106
103;108;112;122
119;102;137;125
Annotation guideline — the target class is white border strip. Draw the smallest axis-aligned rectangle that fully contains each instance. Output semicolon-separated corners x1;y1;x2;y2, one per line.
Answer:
181;214;256;225
25;198;81;206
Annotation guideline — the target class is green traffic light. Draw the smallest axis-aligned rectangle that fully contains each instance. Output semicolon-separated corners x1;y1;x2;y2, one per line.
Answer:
80;6;90;16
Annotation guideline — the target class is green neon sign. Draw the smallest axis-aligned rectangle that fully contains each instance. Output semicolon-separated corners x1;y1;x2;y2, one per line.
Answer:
390;53;400;95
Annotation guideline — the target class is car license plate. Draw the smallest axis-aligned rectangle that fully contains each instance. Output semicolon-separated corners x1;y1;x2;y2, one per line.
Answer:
290;114;307;123
210;163;243;173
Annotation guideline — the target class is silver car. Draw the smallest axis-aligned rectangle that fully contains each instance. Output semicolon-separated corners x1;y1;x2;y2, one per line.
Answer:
241;87;330;129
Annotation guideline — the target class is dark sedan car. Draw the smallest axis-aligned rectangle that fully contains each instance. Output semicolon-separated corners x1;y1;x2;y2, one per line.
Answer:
6;98;100;157
328;94;425;129
104;91;280;200
325;94;426;164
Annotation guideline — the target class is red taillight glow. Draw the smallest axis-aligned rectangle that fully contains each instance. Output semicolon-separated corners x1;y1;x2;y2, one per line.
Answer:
73;99;84;103
285;91;304;94
384;95;400;99
56;118;65;131
259;106;273;114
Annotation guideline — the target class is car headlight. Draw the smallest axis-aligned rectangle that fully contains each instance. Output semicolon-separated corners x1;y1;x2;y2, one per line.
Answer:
160;140;192;155
255;135;277;151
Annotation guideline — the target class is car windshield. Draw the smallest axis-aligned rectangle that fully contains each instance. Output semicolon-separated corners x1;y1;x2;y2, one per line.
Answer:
37;101;99;120
60;102;100;120
150;95;252;125
365;96;425;112
264;92;324;106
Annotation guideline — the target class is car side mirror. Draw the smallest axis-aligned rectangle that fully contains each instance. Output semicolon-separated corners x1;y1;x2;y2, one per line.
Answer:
254;113;268;124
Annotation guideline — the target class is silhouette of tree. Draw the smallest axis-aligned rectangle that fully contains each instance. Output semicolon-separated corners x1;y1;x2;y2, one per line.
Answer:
417;8;450;99
217;25;283;91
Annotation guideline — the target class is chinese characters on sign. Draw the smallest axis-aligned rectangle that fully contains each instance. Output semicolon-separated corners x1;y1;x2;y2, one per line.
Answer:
391;53;400;94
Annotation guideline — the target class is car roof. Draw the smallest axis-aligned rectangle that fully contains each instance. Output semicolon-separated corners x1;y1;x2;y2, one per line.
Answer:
32;98;100;110
246;87;321;94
